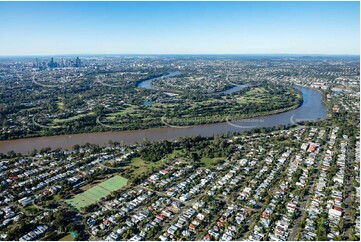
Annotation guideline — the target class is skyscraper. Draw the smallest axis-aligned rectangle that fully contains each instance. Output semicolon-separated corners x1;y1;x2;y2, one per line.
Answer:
75;57;81;67
48;58;56;68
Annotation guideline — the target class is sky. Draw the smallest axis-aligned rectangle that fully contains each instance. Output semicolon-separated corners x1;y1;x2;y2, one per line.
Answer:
0;1;359;56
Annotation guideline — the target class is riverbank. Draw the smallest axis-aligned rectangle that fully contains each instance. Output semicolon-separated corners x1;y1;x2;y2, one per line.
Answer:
0;84;302;141
0;86;326;155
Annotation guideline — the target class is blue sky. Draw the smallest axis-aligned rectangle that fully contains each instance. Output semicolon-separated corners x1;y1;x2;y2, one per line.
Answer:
0;1;359;55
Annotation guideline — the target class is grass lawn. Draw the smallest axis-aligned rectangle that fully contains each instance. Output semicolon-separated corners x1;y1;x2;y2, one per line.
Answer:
59;233;75;241
52;112;95;124
130;157;162;176
24;204;37;212
127;149;184;177
107;105;138;116
54;194;61;202
244;87;266;96
57;102;64;110
166;149;185;159
201;157;225;168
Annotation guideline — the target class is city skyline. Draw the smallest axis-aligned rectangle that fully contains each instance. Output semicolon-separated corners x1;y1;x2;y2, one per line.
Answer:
0;1;360;56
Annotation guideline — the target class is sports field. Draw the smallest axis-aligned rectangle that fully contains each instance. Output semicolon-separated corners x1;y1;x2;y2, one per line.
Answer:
66;175;128;210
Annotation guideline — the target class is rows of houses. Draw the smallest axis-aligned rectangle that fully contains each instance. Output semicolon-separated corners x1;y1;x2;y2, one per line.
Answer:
0;145;132;240
301;127;341;240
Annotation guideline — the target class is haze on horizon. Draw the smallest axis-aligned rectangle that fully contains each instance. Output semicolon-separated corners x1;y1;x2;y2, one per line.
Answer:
0;1;359;56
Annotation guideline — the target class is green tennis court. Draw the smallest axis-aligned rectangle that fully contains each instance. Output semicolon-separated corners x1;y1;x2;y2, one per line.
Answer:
83;186;109;200
98;175;128;191
66;175;128;210
91;185;111;196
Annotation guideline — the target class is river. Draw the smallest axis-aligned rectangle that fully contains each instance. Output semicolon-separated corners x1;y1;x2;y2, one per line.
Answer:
0;85;327;154
136;71;182;90
136;72;249;95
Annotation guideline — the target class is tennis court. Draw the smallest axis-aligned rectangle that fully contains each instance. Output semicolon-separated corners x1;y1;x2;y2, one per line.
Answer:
66;175;128;210
99;175;128;191
66;195;95;209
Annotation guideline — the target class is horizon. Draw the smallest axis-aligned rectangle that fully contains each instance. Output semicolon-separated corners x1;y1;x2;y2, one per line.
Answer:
0;53;360;58
0;1;359;56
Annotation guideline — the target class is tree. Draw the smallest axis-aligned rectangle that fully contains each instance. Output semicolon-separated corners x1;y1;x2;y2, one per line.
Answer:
191;152;200;162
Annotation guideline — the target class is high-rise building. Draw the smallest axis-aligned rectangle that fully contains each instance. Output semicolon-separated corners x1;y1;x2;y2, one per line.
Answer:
75;57;82;67
48;57;58;68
